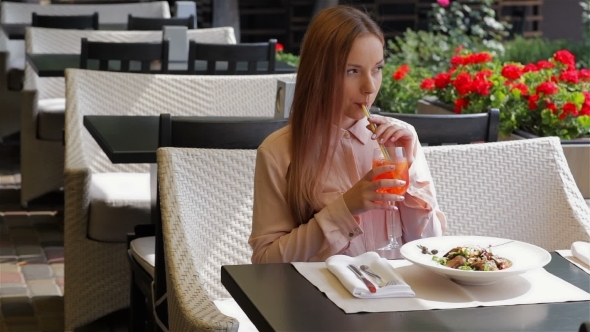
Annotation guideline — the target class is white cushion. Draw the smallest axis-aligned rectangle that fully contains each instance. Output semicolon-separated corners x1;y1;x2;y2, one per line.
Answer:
37;98;66;141
7;40;25;70
130;236;155;277
88;173;151;242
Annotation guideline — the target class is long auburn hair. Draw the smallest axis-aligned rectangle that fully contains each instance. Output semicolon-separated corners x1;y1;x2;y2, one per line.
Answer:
287;5;384;224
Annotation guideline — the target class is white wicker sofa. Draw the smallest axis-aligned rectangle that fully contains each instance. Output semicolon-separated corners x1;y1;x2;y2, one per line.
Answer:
155;137;590;331
20;26;237;205
63;68;295;330
0;1;170;24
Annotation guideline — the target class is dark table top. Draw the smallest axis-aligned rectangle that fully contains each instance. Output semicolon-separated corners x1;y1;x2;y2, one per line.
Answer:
221;253;590;331
1;23;127;40
84;115;159;164
27;53;296;77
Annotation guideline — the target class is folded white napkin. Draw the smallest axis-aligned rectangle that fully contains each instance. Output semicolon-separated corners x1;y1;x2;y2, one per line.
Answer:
325;251;415;299
571;241;590;266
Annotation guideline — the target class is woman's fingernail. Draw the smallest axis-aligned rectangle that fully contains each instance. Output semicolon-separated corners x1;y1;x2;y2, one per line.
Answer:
389;165;395;169
399;180;406;185
379;138;385;143
398;196;405;201
371;134;376;139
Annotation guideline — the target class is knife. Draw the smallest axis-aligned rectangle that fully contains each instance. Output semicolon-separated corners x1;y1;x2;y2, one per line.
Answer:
347;264;377;293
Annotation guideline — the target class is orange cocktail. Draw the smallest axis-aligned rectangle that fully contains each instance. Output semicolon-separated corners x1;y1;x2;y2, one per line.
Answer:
371;158;409;195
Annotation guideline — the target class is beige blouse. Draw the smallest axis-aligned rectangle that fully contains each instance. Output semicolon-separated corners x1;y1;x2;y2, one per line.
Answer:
249;116;446;263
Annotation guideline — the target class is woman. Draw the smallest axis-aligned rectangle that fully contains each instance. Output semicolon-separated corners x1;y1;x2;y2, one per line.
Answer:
249;5;446;263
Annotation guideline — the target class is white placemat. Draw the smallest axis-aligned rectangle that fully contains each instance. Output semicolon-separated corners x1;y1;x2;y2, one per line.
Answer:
292;259;590;314
556;250;590;274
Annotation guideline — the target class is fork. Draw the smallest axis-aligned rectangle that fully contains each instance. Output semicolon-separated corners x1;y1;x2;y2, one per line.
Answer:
360;265;397;287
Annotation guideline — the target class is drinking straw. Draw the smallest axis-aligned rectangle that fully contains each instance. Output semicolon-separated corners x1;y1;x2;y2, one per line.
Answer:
362;105;391;161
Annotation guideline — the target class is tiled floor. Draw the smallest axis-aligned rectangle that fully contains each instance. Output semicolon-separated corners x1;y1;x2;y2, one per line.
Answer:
0;142;128;332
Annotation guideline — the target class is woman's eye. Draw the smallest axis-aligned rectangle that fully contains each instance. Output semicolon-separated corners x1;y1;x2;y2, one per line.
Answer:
346;68;357;74
376;65;383;72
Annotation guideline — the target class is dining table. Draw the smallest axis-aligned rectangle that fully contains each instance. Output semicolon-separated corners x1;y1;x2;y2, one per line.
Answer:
1;23;127;40
221;252;590;331
27;53;297;77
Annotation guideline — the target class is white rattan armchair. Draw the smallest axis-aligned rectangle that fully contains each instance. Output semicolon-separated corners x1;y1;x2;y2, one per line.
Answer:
423;137;590;249
20;26;236;205
157;147;257;331
0;27;21;139
63;68;295;330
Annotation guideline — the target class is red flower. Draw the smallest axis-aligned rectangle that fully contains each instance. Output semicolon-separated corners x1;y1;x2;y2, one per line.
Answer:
472;77;493;96
434;72;451;89
579;69;590;82
451;55;464;67
523;63;538;73
562;102;579;117
528;94;540;110
559;70;579;84
454;98;469;114
554;50;576;70
511;83;529;97
393;64;410;81
473;52;492;64
501;64;523;80
536;60;555;70
475;70;493;80
453;72;472;95
536;81;558;95
275;43;284;52
420;78;435;90
546;101;557;114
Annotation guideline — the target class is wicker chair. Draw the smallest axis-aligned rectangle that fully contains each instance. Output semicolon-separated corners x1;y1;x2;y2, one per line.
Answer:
423;137;590;250
63;68;295;330
0;28;22;140
19;26;237;205
157;147;258;331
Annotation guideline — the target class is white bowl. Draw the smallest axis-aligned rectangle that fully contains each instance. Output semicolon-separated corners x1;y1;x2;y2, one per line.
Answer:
400;236;552;285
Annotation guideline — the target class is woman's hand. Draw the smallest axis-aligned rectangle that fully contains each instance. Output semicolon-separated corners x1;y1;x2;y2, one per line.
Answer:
342;165;407;216
368;116;415;165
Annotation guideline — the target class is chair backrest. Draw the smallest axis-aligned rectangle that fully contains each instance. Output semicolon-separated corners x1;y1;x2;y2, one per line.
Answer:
1;1;170;24
423;137;590;251
79;37;169;73
64;68;295;174
380;109;500;145
154;114;287;330
159;114;287;148
157;147;258;331
32;12;99;30
188;39;277;75
127;14;194;30
24;26;236;100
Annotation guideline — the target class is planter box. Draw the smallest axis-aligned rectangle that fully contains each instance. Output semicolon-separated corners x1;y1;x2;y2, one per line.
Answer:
417;97;590;199
417;97;520;142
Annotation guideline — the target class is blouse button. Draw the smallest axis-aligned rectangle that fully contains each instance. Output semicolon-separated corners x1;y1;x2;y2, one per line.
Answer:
343;131;350;138
348;232;354;237
354;228;361;234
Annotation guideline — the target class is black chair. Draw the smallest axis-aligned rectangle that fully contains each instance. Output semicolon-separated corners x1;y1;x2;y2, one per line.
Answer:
187;39;277;75
80;38;169;73
127;114;287;331
127;14;195;30
32;12;99;30
380;109;500;146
